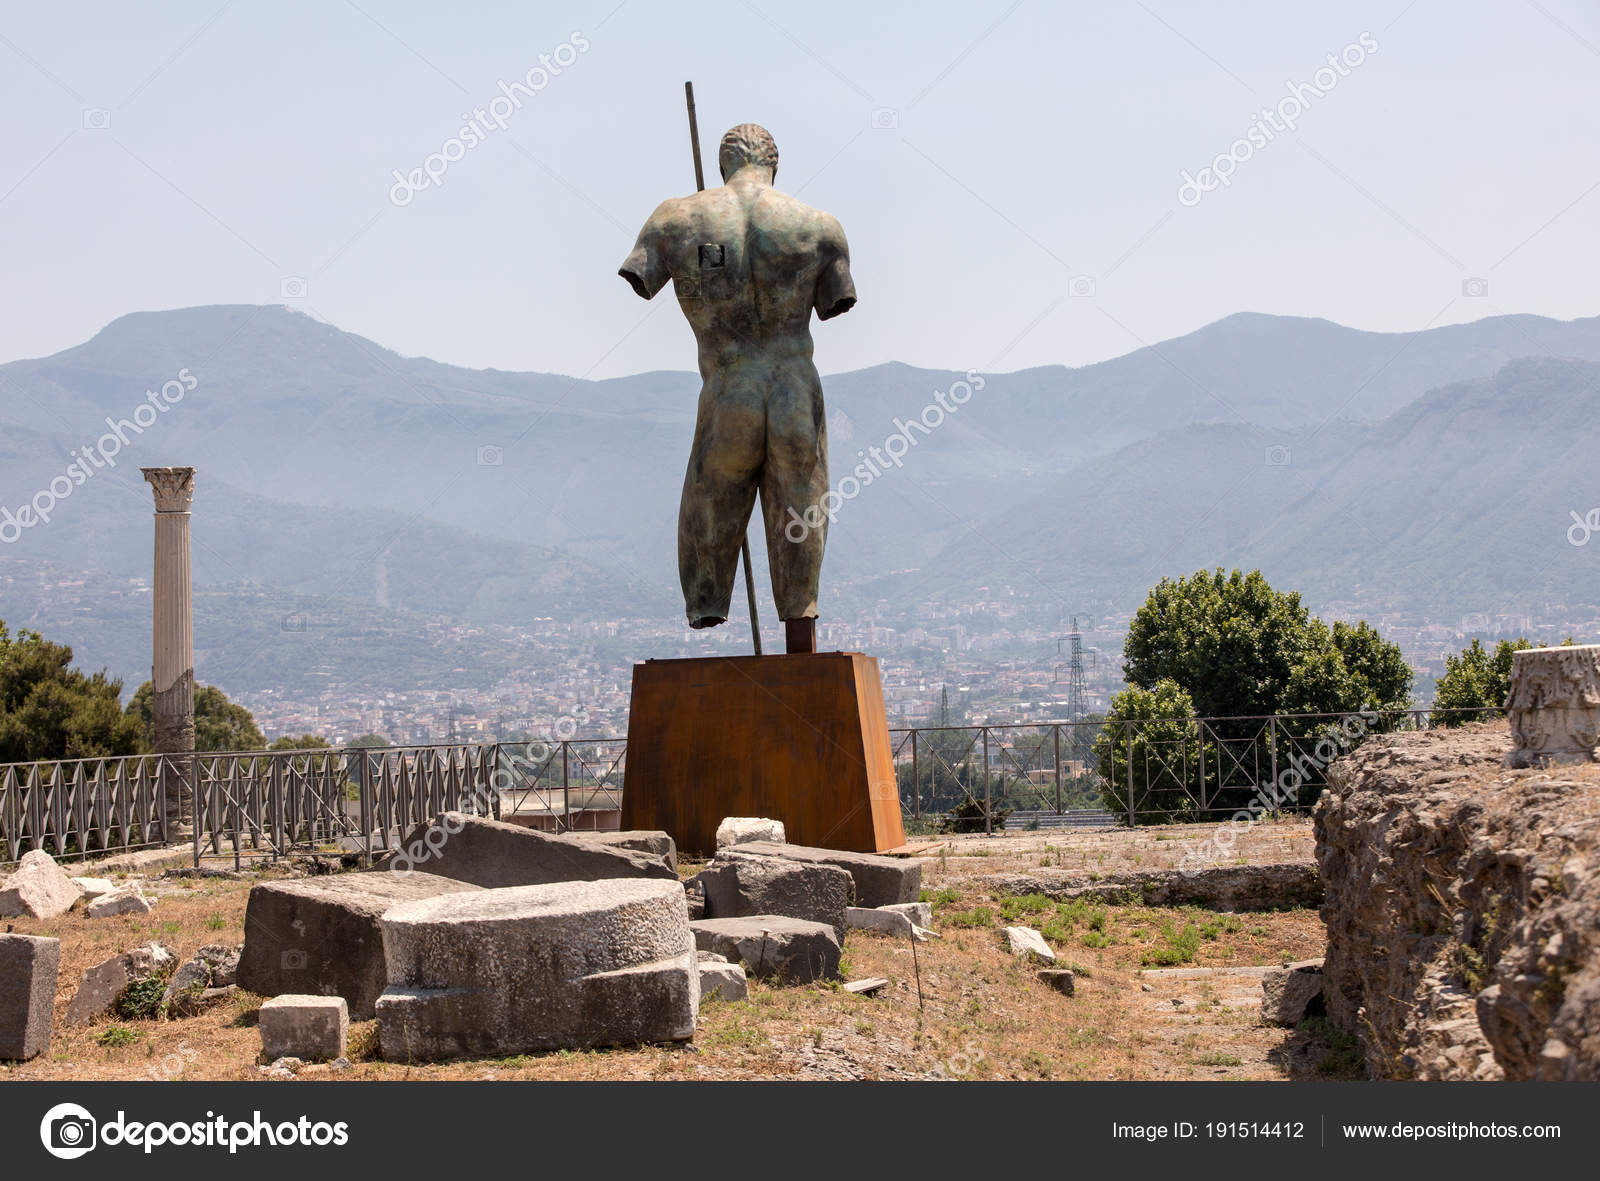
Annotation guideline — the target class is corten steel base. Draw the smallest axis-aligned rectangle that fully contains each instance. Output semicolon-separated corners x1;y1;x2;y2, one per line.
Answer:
623;652;906;856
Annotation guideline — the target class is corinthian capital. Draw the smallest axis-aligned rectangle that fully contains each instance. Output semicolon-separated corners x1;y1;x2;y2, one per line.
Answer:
141;466;195;513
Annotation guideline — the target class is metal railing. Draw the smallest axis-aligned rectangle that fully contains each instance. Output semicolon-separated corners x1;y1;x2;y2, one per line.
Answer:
892;707;1499;834
0;708;1501;865
1;743;502;868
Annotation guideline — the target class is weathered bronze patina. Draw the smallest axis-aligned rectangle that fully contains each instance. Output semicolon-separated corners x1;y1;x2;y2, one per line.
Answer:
619;123;855;649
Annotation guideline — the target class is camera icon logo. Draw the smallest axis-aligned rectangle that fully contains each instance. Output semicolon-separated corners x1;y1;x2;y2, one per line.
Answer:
1069;275;1097;298
870;108;899;130
40;1102;97;1159
476;444;504;466
280;612;307;633
1461;277;1489;298
82;109;110;130
281;949;307;970
1265;445;1291;466
280;276;308;299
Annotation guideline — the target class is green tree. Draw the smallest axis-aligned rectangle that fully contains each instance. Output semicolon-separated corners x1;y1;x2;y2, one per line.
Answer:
1331;620;1414;710
0;621;145;762
1123;569;1411;730
1433;638;1535;724
125;681;265;752
268;734;330;750
1093;678;1200;822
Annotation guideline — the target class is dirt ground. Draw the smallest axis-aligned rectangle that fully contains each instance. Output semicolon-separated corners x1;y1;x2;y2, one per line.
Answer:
1;818;1347;1082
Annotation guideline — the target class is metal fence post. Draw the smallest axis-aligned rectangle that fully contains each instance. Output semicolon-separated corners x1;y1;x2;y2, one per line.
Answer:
1053;725;1062;814
358;748;373;867
190;757;201;868
982;726;991;836
1125;720;1136;828
1269;717;1279;810
911;730;920;820
561;742;570;833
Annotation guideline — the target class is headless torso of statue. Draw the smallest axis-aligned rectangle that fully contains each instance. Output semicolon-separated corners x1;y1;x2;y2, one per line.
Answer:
619;123;856;655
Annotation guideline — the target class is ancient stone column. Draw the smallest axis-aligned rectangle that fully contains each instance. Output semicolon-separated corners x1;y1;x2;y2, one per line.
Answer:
1504;644;1600;768
141;467;195;829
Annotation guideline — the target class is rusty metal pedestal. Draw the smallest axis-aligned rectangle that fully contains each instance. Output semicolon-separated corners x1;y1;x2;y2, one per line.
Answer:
622;652;905;856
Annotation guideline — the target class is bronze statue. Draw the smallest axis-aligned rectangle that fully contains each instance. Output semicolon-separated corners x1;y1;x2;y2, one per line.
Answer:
620;122;855;654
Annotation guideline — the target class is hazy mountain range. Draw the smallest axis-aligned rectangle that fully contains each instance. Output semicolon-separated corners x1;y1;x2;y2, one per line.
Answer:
2;303;1597;688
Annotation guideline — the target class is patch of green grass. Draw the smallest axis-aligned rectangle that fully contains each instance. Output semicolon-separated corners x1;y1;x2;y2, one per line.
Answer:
944;906;995;929
1040;898;1109;944
920;887;960;908
1081;930;1111;949
998;892;1054;922
703;1002;769;1050
1194;1051;1241;1067
97;1025;142;1048
115;973;172;1021
1140;919;1202;967
204;913;228;931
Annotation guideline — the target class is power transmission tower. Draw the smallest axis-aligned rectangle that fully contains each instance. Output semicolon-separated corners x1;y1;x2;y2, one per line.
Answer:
1054;618;1098;767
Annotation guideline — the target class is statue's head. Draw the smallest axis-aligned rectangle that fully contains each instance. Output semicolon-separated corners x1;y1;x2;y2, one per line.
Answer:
718;124;778;183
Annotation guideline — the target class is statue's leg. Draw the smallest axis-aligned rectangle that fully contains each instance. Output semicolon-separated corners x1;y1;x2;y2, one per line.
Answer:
759;372;828;628
679;383;764;628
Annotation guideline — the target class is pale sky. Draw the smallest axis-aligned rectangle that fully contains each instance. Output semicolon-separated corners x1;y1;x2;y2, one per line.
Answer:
1;1;1596;379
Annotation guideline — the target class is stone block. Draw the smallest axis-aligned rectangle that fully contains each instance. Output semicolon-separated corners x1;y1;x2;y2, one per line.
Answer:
715;817;787;849
162;945;241;1013
259;994;348;1061
691;916;842;984
0;934;59;1061
698;959;749;1003
717;841;919;907
1261;959;1325;1026
1038;969;1076;996
845;906;934;941
376;879;697;1061
65;942;177;1025
236;871;480;1018
379;813;675;887
1003;926;1056;963
698;855;852;937
87;886;154;917
70;877;116;903
0;850;82;919
879;901;933;928
575;830;678;873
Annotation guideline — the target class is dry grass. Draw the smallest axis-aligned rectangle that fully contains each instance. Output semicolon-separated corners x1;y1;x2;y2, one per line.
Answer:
1;821;1337;1082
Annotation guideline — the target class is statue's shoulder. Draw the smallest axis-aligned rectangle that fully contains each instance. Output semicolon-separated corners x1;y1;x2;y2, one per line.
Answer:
758;189;847;243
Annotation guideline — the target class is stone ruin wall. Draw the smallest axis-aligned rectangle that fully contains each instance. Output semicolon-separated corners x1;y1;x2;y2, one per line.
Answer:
1315;722;1600;1079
